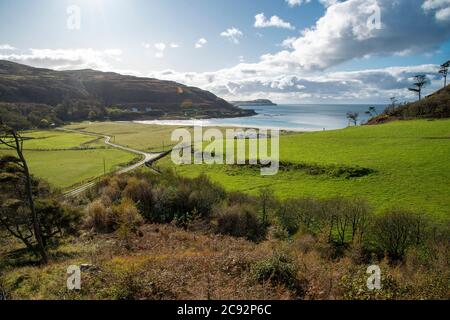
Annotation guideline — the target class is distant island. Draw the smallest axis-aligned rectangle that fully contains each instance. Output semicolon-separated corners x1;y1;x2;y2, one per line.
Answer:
230;99;277;107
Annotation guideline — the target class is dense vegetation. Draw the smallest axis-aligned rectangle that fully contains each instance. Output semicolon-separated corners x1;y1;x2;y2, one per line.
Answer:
1;169;448;300
0;60;253;130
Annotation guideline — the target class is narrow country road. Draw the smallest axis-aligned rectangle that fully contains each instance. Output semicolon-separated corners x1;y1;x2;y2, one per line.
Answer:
57;128;165;198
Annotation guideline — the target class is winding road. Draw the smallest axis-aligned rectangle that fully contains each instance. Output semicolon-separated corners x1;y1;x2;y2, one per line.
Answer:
58;128;165;198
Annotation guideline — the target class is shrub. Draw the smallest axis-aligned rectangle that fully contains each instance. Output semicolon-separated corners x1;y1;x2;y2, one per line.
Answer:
150;186;179;223
227;191;256;206
277;198;330;236
252;253;307;297
216;204;266;242
122;177;153;219
185;174;226;218
36;199;81;245
85;200;115;233
113;198;143;244
372;209;425;261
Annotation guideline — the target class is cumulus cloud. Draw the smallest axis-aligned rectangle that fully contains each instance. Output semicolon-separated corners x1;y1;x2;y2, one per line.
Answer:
286;0;339;7
285;0;311;7
0;44;16;50
195;38;207;49
144;1;448;102
0;48;122;70
149;63;442;103
261;0;450;72
220;27;243;44
422;0;450;21
254;13;295;30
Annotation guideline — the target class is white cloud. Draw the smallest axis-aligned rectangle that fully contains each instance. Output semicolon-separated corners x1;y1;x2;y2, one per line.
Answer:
0;48;122;70
280;37;297;49
285;0;311;7
148;63;442;103
220;27;243;44
0;44;16;50
195;38;207;49
319;0;341;7
286;0;339;7
254;13;295;30
144;0;449;103
142;42;179;58
259;0;450;72
422;0;450;21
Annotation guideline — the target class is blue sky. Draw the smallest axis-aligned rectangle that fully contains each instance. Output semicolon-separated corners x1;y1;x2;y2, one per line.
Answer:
1;0;449;103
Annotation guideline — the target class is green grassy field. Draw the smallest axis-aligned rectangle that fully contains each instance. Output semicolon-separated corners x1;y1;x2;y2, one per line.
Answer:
64;121;192;152
5;120;449;218
0;130;137;189
154;119;450;219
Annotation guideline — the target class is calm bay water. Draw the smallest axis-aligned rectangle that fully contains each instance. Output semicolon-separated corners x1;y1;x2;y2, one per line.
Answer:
135;104;385;132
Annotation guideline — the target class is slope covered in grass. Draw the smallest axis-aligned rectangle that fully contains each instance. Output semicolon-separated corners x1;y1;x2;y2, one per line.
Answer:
158;119;450;219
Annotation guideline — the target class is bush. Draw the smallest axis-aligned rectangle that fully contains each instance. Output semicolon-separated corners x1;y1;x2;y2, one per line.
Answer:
36;199;81;246
252;253;306;297
216;204;266;242
122;177;153;220
113;198;143;243
372;209;425;261
85;200;115;233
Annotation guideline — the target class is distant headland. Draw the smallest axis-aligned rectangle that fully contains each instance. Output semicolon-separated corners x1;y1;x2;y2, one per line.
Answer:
230;99;277;107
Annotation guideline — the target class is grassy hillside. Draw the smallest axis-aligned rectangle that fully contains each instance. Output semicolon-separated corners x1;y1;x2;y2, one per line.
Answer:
154;119;450;219
369;85;450;124
0;60;253;129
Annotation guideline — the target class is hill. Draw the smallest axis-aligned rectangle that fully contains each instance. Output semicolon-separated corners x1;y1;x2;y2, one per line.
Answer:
0;60;254;129
367;85;450;124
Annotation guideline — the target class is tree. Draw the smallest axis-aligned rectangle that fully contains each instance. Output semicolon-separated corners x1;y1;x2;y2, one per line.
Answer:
346;112;359;126
365;107;378;117
372;209;424;261
439;60;449;88
0;124;48;263
408;74;428;101
258;186;276;226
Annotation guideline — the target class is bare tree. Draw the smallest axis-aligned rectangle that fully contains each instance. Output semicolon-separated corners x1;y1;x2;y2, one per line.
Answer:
258;186;276;227
439;60;449;88
365;107;378;117
346;112;359;126
0;124;48;264
408;74;428;101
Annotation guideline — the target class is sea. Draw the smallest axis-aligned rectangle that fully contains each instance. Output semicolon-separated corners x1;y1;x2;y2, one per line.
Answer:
135;104;386;132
